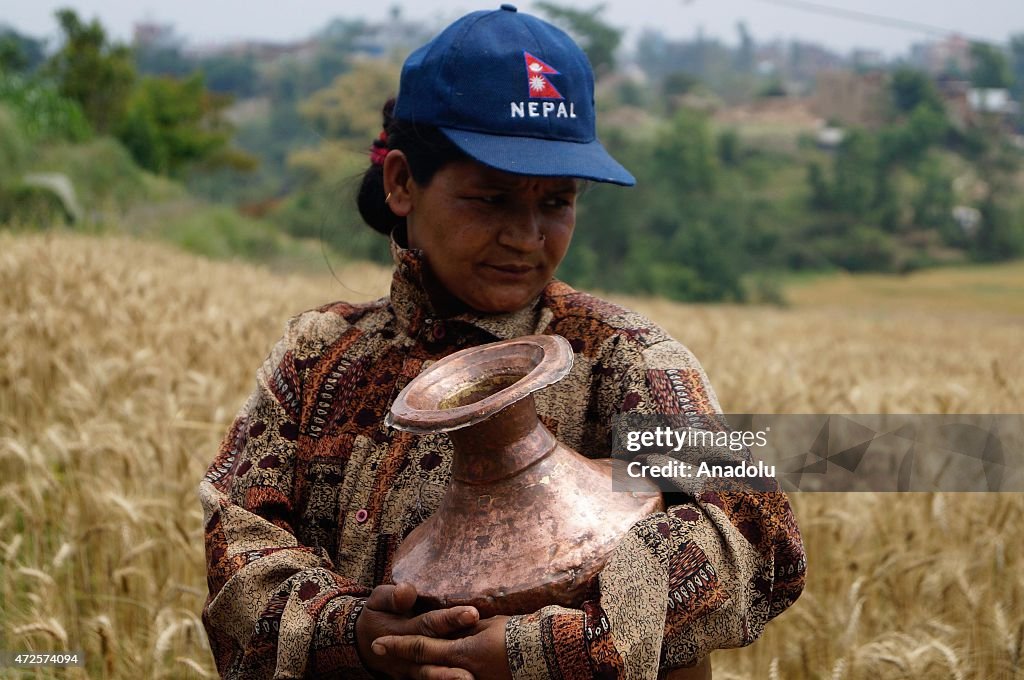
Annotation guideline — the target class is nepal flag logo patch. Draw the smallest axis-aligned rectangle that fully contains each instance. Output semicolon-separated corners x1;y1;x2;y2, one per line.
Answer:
523;52;564;99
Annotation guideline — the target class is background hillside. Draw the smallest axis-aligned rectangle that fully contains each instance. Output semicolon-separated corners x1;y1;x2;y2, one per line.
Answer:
2;6;1024;303
1;232;1021;678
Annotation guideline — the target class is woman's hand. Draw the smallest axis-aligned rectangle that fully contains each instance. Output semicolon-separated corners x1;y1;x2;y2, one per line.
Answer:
356;582;484;679
371;613;513;680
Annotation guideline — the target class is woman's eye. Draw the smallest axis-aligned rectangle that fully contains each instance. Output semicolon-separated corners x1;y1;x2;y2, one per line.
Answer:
471;195;501;205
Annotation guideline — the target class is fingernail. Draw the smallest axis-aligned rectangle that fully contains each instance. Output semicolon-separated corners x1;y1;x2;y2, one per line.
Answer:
371;641;386;656
459;610;476;625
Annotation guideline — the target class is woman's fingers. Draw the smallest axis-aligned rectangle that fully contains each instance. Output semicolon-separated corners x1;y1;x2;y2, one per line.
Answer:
413;665;475;680
366;582;419;614
359;587;485;678
373;634;468;668
413;606;479;637
365;583;478;637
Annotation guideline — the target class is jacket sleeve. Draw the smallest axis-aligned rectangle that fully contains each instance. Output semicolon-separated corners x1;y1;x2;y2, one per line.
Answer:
504;337;806;679
199;320;373;679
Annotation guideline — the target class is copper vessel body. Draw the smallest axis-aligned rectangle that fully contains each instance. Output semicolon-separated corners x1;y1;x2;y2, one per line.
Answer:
387;334;664;617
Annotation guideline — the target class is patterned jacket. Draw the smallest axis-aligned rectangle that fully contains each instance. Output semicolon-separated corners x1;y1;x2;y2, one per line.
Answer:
199;241;806;679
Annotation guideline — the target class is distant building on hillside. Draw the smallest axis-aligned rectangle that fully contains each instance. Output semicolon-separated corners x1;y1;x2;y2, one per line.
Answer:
939;79;1021;131
966;88;1021;132
756;40;847;89
851;49;885;71
908;35;972;76
812;71;888;128
968;88;1020;117
937;77;973;129
713;97;824;153
133;21;178;50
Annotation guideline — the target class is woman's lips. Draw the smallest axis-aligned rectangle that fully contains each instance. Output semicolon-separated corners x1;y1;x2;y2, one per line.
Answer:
487;264;536;274
481;263;538;280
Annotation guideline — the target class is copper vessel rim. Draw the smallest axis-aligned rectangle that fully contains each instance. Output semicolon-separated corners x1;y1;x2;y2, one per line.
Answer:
386;334;574;434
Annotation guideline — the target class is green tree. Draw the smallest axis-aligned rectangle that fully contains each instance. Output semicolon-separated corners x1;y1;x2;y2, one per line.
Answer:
662;71;699;98
116;74;251;176
45;9;135;133
199;53;260;96
534;2;621;76
969;42;1012;89
272;59;400;261
615;78;647;107
757;79;787;98
807;161;831;210
809;98;950;241
1010;34;1024;99
974;198;1024;260
829;130;879;217
889;68;942;115
717;129;740;166
653;109;719;196
913;162;957;242
0;105;28;185
967;109;1024;260
0;76;91;142
0;29;45;74
581;109;747;302
879;104;949;167
298;60;400;143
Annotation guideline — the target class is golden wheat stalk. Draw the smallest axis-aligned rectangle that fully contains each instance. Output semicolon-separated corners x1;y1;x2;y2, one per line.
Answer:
1;232;1021;679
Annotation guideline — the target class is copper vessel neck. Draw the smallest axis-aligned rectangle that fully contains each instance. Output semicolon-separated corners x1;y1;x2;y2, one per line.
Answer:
447;396;556;484
387;335;571;483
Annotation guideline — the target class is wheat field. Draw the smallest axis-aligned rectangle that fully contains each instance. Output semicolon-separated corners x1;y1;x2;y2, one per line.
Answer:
1;231;1021;679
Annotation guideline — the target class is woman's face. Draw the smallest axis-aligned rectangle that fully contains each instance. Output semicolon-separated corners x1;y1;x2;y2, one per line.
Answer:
386;155;578;314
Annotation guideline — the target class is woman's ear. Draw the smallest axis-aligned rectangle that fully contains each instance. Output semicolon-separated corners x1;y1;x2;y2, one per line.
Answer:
383;151;414;218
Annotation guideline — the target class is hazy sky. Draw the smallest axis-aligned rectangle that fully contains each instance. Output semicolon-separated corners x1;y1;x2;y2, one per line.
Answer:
3;0;1023;56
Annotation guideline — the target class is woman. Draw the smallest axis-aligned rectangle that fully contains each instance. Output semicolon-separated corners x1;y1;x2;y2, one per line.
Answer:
200;6;805;679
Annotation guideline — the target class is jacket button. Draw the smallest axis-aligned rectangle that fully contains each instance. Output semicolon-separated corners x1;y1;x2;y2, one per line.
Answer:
355;508;369;523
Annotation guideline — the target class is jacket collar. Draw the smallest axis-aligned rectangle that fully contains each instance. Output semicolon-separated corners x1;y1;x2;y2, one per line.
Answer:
388;236;550;341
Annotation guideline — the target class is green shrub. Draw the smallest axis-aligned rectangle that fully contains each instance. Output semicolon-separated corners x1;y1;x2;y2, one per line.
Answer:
162;205;286;260
1;184;74;225
32;137;149;212
0;104;28;186
819;226;897;272
0;74;91;143
116;74;237;177
271;168;391;265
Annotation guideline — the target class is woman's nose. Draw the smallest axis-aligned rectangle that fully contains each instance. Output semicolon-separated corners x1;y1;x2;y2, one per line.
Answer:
495;209;543;251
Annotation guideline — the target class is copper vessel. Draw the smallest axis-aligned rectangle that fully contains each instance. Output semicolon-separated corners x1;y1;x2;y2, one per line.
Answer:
387;334;664;617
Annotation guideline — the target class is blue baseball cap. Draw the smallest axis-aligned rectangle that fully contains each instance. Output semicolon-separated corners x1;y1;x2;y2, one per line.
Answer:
394;4;635;186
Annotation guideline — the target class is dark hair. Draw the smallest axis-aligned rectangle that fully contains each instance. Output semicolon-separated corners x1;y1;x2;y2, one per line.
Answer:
357;98;468;236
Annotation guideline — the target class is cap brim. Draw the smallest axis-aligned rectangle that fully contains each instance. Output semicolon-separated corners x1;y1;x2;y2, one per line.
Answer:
439;128;636;186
